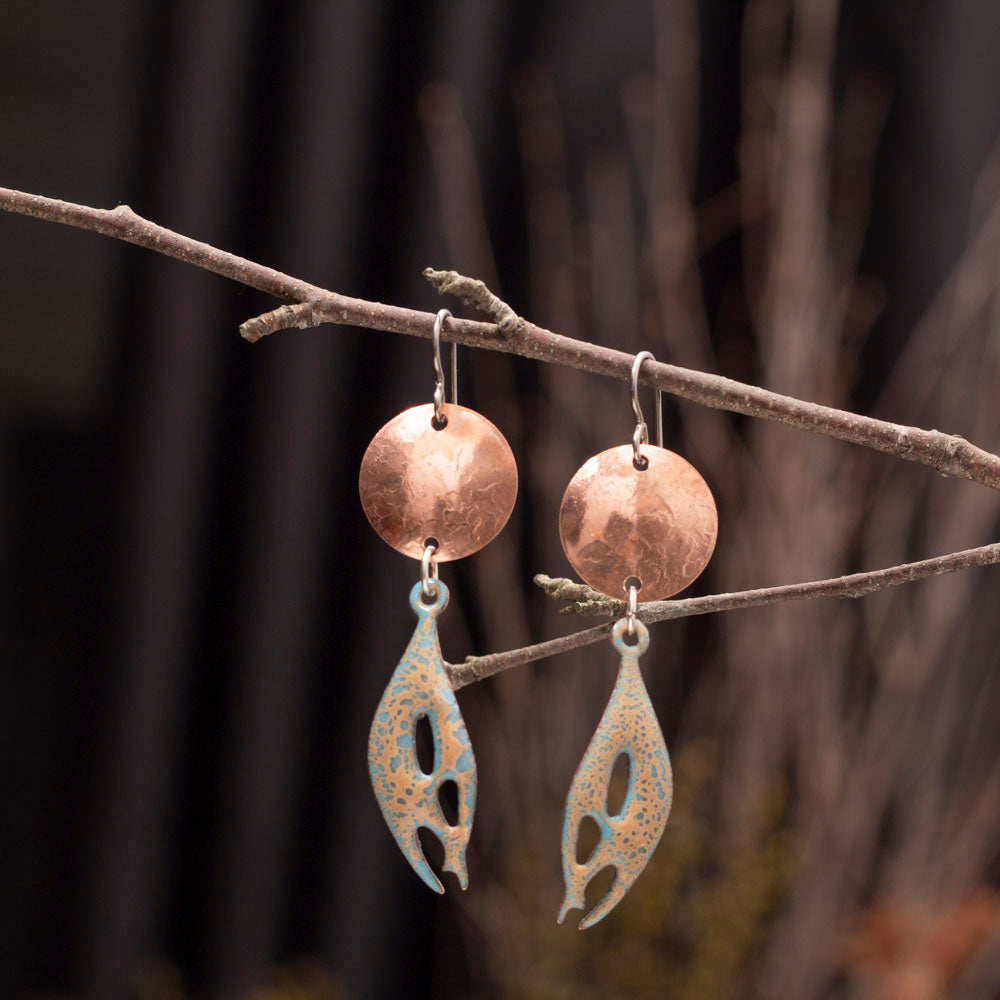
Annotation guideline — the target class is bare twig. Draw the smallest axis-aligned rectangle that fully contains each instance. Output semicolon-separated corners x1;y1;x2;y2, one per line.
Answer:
2;186;999;488
448;542;1000;687
533;574;620;615
422;266;522;334
3;185;1000;690
239;302;317;341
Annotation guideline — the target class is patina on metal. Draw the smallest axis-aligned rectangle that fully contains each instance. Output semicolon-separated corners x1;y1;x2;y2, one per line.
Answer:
556;364;710;925
358;402;518;561
558;619;672;929
368;580;476;893
558;443;718;601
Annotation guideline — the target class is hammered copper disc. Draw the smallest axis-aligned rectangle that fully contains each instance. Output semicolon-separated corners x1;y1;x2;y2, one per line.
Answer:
359;402;517;561
558;444;717;601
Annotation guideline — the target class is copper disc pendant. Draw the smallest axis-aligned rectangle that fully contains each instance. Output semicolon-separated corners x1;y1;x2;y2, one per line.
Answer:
359;402;517;561
558;444;717;601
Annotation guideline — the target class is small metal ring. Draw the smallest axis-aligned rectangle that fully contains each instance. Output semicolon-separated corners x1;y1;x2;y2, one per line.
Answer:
632;421;648;468
627;584;638;637
630;351;663;464
432;309;458;423
421;542;440;600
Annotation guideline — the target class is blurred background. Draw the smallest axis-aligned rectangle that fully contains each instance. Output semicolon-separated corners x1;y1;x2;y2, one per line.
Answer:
4;1;1000;997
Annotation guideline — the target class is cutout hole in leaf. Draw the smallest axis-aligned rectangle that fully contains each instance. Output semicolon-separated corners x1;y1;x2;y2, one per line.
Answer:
417;826;445;872
414;713;435;775
606;753;630;816
576;815;601;865
438;780;459;826
584;865;617;913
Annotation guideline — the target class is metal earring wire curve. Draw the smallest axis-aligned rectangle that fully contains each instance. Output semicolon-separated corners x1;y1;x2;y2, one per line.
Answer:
368;580;477;894
432;308;458;424
631;350;663;465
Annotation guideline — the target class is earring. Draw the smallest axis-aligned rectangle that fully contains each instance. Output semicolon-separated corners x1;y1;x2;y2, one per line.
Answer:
358;309;517;893
556;351;718;928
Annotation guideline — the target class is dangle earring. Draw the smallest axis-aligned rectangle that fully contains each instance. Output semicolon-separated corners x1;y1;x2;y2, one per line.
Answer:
358;309;517;893
556;351;718;928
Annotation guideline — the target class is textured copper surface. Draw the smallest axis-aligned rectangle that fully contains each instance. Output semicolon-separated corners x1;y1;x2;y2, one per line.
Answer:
559;619;672;928
359;402;517;561
559;444;717;601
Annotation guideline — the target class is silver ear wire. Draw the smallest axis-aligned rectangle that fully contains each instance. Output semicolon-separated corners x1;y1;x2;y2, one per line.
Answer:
432;308;458;423
630;350;663;465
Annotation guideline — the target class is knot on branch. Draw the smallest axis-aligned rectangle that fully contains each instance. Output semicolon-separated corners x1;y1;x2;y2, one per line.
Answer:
240;302;319;342
423;267;523;336
534;573;626;616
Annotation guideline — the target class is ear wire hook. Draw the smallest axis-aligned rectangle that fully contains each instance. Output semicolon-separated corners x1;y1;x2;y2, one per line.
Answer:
432;308;459;425
631;351;663;467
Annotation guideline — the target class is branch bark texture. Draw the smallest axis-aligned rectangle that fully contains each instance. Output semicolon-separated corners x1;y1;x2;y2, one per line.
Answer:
447;542;1000;688
2;187;998;490
3;185;1000;689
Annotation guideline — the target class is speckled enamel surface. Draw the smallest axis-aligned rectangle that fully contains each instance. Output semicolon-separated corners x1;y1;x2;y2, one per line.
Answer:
368;581;477;893
558;619;673;929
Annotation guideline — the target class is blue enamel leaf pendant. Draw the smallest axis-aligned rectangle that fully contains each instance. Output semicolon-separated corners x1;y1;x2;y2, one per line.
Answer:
367;581;477;893
558;619;673;928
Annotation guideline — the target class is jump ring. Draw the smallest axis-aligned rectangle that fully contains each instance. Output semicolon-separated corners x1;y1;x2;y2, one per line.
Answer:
421;542;440;600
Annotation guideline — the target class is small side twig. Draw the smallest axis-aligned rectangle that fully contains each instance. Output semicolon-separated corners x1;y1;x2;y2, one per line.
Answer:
533;574;626;616
240;302;319;342
422;267;523;335
446;541;1000;688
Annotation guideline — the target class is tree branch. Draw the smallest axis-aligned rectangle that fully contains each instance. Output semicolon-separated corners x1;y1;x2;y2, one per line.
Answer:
3;186;1000;689
447;542;1000;688
2;186;998;489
